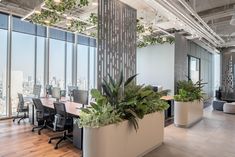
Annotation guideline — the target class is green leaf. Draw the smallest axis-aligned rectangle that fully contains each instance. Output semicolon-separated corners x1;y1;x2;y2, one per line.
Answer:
124;74;138;86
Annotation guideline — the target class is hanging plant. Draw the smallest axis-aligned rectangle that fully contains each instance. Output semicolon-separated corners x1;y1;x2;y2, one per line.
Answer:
68;19;88;32
88;13;98;26
136;18;175;48
31;10;61;25
78;0;89;7
137;36;175;48
45;0;89;13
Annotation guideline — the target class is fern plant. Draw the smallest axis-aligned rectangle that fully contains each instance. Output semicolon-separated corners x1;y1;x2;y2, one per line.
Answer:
174;80;204;102
78;72;169;131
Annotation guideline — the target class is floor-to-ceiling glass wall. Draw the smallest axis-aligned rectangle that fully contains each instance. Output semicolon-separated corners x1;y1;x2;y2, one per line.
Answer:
89;45;97;90
77;41;89;90
0;14;97;118
0;14;8;117
11;17;35;115
49;39;65;89
49;28;66;89
36;36;45;96
66;43;73;89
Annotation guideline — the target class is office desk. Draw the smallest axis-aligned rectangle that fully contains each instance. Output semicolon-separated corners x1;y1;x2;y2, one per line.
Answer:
29;97;83;149
40;98;83;116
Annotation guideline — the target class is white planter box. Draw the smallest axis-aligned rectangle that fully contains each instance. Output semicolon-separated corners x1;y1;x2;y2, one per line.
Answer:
83;112;164;157
174;100;203;127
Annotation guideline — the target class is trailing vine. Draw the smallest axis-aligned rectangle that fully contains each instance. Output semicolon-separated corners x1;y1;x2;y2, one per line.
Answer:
137;36;175;48
45;0;89;13
137;18;175;48
68;19;87;32
89;13;98;25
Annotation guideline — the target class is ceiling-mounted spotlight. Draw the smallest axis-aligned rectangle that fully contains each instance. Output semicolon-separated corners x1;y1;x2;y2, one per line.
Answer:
230;14;235;25
53;0;61;4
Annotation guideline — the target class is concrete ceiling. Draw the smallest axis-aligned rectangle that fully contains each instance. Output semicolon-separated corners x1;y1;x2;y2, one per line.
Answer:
1;0;235;48
187;0;235;46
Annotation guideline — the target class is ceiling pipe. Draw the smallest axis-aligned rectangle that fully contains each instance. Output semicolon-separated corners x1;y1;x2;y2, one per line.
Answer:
178;0;225;43
162;0;221;46
151;0;219;47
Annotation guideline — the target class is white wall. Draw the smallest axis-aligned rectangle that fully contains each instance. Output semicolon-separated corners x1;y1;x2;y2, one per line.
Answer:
137;43;175;95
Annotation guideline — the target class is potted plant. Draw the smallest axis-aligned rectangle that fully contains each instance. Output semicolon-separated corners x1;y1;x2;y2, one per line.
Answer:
174;80;204;127
76;72;169;157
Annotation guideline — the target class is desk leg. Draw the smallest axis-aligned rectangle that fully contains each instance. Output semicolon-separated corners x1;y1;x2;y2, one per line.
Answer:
29;104;34;125
73;118;83;149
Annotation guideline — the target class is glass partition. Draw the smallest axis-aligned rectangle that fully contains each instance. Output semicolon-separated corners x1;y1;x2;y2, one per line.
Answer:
0;29;7;117
188;56;200;83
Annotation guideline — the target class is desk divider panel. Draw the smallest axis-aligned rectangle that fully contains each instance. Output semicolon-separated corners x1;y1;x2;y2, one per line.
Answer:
97;0;137;89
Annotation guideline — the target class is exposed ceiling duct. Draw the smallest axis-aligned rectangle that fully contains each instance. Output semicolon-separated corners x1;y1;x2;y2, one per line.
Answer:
144;0;225;50
230;12;235;25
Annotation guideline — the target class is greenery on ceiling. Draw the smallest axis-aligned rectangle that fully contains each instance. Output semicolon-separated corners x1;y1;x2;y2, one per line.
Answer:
45;0;89;12
137;19;175;48
30;0;175;48
31;0;89;26
68;20;87;32
31;10;61;25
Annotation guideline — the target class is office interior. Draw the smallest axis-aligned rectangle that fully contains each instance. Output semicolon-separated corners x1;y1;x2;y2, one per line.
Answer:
0;0;235;157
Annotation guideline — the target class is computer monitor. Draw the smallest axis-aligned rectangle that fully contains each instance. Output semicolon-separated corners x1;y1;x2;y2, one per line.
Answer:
73;90;88;108
52;87;61;102
68;86;78;101
45;85;52;96
33;84;41;98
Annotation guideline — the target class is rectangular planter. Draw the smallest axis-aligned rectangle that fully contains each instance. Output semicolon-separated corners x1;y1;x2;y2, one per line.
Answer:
174;100;203;127
83;111;164;157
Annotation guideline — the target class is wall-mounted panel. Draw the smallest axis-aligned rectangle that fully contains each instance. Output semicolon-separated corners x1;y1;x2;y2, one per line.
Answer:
97;0;137;88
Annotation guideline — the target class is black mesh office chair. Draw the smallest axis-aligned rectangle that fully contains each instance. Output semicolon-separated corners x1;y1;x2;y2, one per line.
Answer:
48;102;73;149
13;93;29;124
31;98;52;135
73;90;89;107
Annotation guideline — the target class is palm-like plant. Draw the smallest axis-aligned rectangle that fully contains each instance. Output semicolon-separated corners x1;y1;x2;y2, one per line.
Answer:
101;72;139;130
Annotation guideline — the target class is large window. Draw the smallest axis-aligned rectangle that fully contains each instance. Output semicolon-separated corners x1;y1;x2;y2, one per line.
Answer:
49;39;65;89
89;47;97;89
0;14;97;118
11;32;35;115
36;36;45;96
0;29;7;117
77;44;89;90
66;42;73;88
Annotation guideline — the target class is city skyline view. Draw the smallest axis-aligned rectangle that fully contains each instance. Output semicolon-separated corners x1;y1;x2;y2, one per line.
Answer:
0;14;97;118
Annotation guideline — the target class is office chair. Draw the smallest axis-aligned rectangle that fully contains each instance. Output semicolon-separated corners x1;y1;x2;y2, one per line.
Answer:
13;93;29;124
31;98;53;135
48;102;73;149
73;90;89;108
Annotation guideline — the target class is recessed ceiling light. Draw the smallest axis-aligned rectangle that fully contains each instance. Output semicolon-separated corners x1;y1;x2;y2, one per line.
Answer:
54;0;61;3
92;2;98;6
44;20;50;24
34;10;41;14
66;16;72;20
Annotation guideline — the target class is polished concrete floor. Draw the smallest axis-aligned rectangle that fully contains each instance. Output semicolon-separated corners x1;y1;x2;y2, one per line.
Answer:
145;106;235;157
0;105;234;157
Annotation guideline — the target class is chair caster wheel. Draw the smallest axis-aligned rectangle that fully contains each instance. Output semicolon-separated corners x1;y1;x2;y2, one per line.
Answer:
48;140;51;144
54;146;58;149
38;132;41;135
13;119;15;122
32;129;34;132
